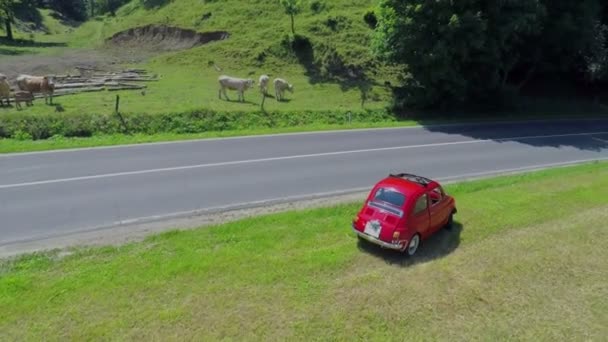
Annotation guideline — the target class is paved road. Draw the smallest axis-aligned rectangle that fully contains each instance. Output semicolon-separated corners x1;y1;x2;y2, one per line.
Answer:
1;118;607;247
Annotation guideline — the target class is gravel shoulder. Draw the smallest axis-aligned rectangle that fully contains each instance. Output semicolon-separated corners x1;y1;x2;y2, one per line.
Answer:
0;191;368;258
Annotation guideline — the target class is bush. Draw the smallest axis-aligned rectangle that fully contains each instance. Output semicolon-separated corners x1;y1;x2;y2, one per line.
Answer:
0;109;396;141
363;9;377;29
310;0;326;14
324;15;350;31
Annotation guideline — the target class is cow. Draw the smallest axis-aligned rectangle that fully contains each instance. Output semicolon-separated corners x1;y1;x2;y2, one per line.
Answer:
258;74;270;95
0;73;10;106
218;75;255;102
273;78;294;101
14;91;34;110
16;74;55;105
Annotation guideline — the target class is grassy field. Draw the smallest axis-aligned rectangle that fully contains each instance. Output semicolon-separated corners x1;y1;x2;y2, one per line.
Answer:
1;162;607;340
1;0;393;114
2;0;608;151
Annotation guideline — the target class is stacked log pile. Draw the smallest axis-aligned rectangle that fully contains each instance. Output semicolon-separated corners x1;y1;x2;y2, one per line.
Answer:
48;69;158;98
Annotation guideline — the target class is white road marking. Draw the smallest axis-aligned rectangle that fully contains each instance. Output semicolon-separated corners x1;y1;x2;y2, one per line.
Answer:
1;118;606;157
0;157;607;249
0;131;606;190
593;137;608;143
84;157;608;229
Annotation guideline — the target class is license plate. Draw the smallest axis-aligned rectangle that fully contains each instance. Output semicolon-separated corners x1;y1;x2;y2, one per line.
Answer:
364;220;382;239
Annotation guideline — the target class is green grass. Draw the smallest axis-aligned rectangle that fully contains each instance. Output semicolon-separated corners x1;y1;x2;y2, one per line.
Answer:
1;162;607;340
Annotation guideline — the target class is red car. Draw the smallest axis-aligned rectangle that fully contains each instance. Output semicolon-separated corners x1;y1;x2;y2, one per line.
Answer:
352;173;457;256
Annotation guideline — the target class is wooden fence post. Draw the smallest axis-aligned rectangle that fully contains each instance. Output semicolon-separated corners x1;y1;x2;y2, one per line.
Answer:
114;95;130;134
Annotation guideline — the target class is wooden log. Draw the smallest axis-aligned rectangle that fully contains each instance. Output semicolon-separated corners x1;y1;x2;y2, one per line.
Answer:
107;77;158;82
107;85;146;91
55;82;106;89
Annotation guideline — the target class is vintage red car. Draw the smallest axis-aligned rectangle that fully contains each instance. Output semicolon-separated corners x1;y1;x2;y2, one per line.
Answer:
352;173;457;256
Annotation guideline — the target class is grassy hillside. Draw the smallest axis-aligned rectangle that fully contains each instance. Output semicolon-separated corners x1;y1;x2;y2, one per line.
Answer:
1;0;397;114
1;162;607;340
1;0;607;151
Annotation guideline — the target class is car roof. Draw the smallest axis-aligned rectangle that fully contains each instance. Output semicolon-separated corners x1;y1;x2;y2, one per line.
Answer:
374;174;440;197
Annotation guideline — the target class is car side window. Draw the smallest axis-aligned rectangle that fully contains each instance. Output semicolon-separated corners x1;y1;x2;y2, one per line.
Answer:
414;194;428;215
430;187;444;206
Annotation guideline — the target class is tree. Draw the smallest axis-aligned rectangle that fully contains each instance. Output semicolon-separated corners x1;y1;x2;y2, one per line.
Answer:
49;0;88;21
280;0;301;35
374;0;547;108
0;0;16;41
583;21;608;83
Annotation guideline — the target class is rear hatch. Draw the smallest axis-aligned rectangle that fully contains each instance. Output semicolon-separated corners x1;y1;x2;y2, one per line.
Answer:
357;200;403;242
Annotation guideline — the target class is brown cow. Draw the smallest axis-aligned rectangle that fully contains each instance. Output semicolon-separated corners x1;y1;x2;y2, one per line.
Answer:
16;74;55;105
0;73;10;106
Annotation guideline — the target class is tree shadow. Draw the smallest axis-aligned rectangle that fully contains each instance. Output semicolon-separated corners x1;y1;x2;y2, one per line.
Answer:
0;48;33;56
48;11;83;29
142;0;171;10
394;75;608;152
292;35;378;108
13;1;44;30
419;118;608;152
357;222;463;267
221;98;258;106
0;38;67;48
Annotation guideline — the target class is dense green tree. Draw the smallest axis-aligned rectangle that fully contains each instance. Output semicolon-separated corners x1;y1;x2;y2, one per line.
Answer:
374;0;605;108
48;0;88;21
95;0;127;16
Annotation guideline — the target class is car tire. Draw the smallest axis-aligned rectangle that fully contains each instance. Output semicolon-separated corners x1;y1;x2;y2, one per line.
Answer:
445;213;454;230
404;233;421;257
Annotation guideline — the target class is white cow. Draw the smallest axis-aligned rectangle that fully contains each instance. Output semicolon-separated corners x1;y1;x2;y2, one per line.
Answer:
274;78;294;101
0;73;10;106
218;75;255;102
258;74;270;95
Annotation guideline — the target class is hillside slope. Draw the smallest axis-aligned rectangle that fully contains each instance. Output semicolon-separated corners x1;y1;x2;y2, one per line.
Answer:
1;0;402;115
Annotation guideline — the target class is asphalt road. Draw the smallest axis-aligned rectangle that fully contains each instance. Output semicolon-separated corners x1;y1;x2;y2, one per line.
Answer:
1;118;607;247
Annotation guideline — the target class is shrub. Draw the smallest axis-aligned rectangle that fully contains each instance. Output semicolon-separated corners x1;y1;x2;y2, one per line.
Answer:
363;9;377;29
0;109;396;141
310;0;326;14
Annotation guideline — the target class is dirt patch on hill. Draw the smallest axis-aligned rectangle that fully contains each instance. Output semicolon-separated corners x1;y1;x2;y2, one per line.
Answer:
106;24;230;52
0;25;229;79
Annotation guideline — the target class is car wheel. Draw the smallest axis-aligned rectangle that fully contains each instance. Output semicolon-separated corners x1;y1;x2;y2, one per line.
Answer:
405;234;420;256
445;213;454;230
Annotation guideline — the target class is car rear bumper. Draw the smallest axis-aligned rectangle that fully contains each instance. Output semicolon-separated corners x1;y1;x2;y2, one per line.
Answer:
352;225;404;251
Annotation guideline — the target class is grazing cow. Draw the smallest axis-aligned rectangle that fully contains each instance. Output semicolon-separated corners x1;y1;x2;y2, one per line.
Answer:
258;74;270;95
14;91;34;110
218;75;255;102
17;74;55;105
273;78;294;101
0;73;10;106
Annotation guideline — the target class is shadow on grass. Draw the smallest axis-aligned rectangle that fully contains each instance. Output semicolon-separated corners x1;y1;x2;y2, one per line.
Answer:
357;222;463;267
292;35;379;108
0;48;33;56
0;37;67;48
221;98;258;106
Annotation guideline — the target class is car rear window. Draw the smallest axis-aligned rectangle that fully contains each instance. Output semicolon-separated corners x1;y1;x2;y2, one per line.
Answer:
372;188;406;208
